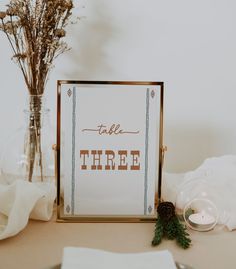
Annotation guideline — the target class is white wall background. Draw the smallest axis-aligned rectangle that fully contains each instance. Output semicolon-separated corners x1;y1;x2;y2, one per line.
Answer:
0;0;236;173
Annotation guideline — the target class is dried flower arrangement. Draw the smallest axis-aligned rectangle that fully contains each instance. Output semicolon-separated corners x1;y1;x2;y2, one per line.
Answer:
0;0;73;95
0;0;74;182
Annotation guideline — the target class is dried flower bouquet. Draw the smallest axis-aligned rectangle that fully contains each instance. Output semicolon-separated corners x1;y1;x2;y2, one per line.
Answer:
0;0;74;181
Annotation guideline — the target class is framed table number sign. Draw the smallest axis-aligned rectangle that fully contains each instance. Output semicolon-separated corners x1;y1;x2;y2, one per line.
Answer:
56;81;164;222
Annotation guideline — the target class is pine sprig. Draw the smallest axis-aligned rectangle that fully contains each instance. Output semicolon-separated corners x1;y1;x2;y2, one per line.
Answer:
165;219;177;240
152;202;192;249
173;217;191;249
152;217;164;246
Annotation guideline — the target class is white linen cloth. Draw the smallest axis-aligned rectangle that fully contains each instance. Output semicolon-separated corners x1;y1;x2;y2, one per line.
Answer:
162;155;236;231
61;247;176;269
0;179;56;240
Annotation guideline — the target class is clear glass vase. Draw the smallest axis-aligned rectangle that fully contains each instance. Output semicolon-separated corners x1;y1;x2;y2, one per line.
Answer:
0;95;55;183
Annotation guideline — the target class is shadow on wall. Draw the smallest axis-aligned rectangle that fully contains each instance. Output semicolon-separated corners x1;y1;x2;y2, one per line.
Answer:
164;124;235;173
63;1;117;79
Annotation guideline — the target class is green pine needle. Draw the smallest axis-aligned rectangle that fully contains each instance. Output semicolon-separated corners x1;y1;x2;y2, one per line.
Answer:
165;220;177;240
173;217;191;249
152;217;164;246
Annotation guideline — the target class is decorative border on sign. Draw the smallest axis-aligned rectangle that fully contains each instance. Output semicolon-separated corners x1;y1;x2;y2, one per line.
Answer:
71;86;77;215
144;88;150;215
69;86;153;216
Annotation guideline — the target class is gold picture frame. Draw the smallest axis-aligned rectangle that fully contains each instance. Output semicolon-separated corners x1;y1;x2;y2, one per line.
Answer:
56;81;164;222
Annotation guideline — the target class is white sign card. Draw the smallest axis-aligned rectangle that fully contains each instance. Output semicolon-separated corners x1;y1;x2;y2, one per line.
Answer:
57;81;164;222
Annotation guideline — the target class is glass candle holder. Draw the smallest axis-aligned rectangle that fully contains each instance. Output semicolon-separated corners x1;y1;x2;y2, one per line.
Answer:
183;198;218;231
175;178;228;232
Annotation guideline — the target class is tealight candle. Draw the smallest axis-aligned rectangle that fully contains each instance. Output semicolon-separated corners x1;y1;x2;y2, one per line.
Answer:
188;210;216;231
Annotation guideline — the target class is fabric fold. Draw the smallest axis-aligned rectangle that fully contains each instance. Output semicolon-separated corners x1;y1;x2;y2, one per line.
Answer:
0;180;56;240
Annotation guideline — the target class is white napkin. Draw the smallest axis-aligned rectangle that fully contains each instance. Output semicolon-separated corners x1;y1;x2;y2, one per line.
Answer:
61;247;176;269
0;179;56;240
163;155;236;231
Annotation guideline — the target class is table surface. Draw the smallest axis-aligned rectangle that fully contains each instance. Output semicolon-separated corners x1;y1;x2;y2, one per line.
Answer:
0;211;236;269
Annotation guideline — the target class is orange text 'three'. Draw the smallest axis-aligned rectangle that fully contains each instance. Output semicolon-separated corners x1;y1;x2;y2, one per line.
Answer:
80;150;141;171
